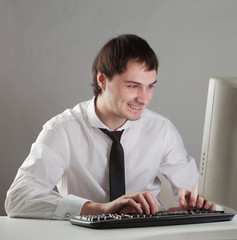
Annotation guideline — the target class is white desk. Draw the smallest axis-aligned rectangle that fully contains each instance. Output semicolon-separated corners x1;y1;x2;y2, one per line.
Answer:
1;216;237;240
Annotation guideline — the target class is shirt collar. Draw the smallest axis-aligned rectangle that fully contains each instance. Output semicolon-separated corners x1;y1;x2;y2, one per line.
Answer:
86;97;133;131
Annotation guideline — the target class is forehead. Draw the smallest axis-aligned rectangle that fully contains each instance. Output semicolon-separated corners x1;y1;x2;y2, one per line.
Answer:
116;60;157;82
125;60;154;72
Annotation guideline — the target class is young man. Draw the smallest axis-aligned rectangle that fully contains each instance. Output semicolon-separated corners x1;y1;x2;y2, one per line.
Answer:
5;34;215;219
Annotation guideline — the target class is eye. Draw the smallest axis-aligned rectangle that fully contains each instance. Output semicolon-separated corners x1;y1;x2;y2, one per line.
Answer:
148;84;154;89
128;85;137;89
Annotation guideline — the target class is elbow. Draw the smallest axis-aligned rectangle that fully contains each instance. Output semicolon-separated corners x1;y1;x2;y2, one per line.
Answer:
5;191;18;217
4;186;29;218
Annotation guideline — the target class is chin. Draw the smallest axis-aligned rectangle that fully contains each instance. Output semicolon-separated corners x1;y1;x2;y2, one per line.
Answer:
120;107;144;122
126;113;143;121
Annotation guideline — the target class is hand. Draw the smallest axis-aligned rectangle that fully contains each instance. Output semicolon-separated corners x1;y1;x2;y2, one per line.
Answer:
80;192;159;215
116;192;159;215
168;185;216;211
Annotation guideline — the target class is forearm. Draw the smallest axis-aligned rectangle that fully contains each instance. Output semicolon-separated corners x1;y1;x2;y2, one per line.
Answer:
80;202;106;215
5;185;62;219
5;184;89;219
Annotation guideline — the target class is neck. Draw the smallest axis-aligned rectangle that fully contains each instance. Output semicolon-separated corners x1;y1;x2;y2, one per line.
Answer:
95;95;126;130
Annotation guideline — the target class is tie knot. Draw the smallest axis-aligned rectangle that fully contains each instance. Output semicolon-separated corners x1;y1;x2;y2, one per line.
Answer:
100;129;124;142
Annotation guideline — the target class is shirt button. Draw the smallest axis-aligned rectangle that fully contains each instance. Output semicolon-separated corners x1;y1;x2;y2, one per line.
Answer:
65;213;71;218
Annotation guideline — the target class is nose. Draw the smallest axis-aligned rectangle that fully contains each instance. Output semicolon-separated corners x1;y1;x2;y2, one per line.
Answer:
136;87;152;104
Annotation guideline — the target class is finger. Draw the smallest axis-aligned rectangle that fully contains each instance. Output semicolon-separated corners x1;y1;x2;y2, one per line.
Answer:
197;195;205;208
151;193;159;213
210;204;216;211
119;204;140;214
178;187;189;207
167;206;185;211
120;198;143;214
189;185;198;207
143;192;158;214
203;200;214;210
135;193;151;215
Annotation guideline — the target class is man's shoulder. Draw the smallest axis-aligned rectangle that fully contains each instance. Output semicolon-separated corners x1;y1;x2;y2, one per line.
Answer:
44;99;92;129
137;109;180;140
142;108;171;124
138;108;178;132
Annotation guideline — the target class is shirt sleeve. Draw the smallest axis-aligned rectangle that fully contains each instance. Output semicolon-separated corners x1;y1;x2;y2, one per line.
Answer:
5;120;90;220
159;121;199;201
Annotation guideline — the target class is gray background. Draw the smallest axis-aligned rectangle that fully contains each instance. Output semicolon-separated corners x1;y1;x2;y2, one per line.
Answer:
1;0;237;216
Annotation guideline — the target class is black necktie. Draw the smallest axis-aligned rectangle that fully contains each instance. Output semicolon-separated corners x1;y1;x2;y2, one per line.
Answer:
100;129;125;201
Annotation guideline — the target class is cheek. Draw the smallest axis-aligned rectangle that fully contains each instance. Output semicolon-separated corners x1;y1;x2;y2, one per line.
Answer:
118;89;132;101
148;90;154;100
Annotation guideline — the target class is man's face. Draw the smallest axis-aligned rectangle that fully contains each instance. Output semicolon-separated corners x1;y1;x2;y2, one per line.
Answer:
96;60;157;129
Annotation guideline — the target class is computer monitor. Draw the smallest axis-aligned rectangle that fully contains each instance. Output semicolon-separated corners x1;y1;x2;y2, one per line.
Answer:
198;77;237;211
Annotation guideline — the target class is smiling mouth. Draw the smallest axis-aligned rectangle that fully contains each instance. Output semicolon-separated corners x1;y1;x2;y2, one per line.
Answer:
128;103;142;110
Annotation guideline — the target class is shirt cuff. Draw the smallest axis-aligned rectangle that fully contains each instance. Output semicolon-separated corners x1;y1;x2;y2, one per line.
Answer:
55;194;90;219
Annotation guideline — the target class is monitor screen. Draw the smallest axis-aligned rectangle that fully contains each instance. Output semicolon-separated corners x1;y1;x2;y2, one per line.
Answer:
198;77;237;211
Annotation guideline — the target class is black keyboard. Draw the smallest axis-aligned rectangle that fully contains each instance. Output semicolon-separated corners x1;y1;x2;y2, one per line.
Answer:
69;209;235;229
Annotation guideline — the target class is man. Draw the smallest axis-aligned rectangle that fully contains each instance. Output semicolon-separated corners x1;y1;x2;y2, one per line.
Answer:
5;34;215;219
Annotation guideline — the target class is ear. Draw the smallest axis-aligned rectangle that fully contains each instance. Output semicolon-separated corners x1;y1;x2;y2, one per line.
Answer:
97;72;106;91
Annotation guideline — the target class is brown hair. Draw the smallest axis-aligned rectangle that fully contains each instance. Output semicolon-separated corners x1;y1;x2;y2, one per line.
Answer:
92;34;159;96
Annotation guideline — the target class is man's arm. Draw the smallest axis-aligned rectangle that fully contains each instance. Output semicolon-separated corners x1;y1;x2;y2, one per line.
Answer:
5;123;87;219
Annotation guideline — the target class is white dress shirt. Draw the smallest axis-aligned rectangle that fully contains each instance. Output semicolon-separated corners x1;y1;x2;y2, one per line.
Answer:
5;97;198;219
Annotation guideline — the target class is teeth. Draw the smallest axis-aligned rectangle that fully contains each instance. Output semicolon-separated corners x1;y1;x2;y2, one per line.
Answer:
129;104;140;109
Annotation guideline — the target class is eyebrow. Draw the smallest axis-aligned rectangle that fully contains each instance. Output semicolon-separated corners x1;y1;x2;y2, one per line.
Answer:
124;80;157;85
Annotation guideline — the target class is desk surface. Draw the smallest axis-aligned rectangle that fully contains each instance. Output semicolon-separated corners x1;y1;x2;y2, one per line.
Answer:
1;216;237;240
